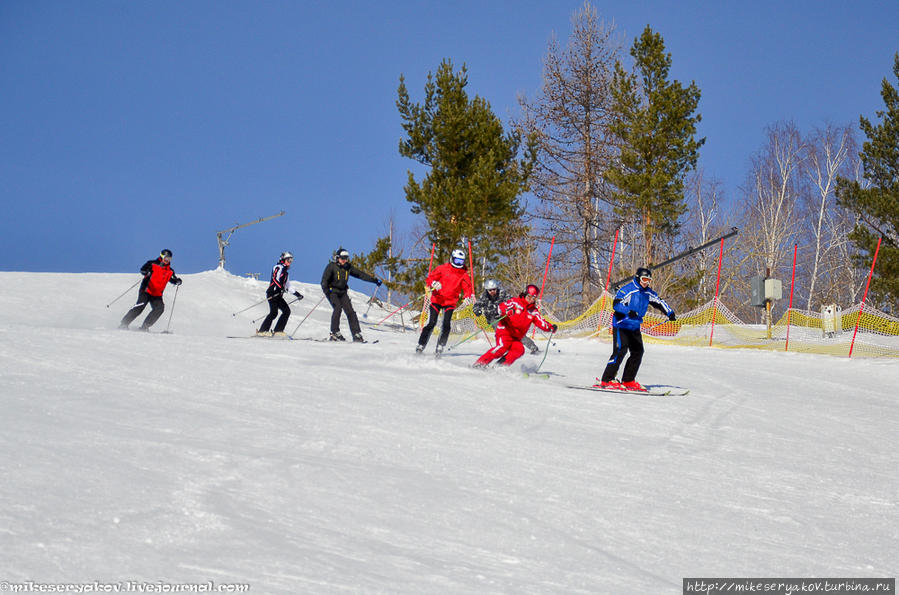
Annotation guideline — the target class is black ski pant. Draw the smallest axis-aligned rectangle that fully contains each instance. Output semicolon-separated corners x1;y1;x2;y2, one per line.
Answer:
259;293;290;333
601;326;645;383
418;303;455;349
120;290;164;329
329;292;361;335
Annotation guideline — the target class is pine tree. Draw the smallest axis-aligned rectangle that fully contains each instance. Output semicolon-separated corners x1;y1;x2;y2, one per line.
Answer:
605;26;704;265
836;53;899;309
397;59;536;274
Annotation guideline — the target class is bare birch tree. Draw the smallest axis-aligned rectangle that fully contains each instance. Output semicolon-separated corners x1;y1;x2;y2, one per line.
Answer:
516;1;623;308
800;123;859;310
735;122;806;324
742;122;806;275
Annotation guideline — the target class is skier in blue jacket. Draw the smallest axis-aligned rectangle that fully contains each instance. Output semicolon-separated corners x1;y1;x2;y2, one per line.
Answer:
598;267;675;391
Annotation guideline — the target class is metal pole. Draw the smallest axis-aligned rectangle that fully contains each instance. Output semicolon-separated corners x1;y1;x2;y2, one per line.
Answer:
849;236;882;358
106;278;142;308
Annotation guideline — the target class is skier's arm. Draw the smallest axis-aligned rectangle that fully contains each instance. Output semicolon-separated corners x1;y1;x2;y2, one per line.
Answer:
649;293;674;317
320;265;332;296
350;266;378;284
140;260;155;276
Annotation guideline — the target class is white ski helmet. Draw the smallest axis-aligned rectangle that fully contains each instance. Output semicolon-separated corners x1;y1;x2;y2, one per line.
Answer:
484;279;499;291
280;251;294;262
450;249;466;268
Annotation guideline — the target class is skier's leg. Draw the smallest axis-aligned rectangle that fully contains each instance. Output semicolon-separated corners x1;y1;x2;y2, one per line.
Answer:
417;303;440;348
259;298;280;333
600;327;628;382
475;333;512;366
620;331;644;383
499;340;525;365
343;294;362;336
120;291;150;327
273;297;291;333
141;296;165;329
329;294;343;334
436;306;456;347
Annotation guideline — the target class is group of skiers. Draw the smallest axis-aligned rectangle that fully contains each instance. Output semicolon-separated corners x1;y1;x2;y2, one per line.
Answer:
120;248;675;392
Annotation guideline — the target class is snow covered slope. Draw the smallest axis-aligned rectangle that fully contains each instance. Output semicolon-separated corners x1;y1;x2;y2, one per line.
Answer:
1;270;896;594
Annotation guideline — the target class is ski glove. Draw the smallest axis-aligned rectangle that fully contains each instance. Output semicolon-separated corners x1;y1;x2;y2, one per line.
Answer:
627;310;639;319
550;324;558;333
294;291;304;300
668;312;676;321
430;281;442;291
172;277;182;286
376;278;382;287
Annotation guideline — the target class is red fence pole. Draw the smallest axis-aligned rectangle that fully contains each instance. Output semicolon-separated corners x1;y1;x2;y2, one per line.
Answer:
531;236;555;339
598;228;620;331
785;244;798;352
849;236;882;358
708;238;725;347
418;243;436;331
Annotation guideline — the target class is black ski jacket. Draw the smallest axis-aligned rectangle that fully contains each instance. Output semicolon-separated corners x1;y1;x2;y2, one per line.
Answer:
321;261;377;297
472;288;511;325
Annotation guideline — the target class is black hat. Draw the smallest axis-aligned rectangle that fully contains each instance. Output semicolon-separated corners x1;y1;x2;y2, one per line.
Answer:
635;267;652;279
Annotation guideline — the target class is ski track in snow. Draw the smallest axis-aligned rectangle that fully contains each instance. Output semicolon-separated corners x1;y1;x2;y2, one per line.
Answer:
1;270;897;594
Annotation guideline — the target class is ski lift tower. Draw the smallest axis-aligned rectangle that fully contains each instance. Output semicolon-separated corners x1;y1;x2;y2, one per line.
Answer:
216;211;285;271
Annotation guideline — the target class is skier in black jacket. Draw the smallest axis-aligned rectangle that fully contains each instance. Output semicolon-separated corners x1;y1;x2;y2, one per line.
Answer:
321;248;381;342
258;252;303;337
119;249;182;331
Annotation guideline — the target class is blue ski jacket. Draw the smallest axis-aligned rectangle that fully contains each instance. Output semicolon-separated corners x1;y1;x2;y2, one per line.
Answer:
612;278;674;331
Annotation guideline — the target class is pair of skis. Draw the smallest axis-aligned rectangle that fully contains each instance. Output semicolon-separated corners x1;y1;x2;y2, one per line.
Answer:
566;383;690;396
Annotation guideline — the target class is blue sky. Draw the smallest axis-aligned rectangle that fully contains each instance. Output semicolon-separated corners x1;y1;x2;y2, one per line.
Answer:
1;1;896;284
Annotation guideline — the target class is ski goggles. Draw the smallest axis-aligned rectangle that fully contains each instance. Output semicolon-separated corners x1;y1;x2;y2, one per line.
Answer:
639;275;652;284
451;256;465;267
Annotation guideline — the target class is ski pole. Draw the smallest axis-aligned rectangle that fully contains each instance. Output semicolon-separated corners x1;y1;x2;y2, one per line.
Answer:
446;328;482;352
289;294;327;337
447;315;505;352
232;295;272;317
106;278;141;308
376;294;424;326
362;284;381;319
534;329;556;373
162;285;179;334
252;295;305;325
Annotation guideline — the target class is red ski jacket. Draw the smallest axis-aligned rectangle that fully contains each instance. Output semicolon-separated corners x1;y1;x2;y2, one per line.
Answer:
495;296;553;339
141;259;175;297
426;262;474;308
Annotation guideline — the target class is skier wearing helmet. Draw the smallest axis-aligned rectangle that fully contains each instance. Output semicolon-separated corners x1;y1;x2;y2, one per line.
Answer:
258;252;304;337
473;279;540;355
416;248;474;355
320;248;381;342
474;284;556;368
597;267;676;391
119;249;182;331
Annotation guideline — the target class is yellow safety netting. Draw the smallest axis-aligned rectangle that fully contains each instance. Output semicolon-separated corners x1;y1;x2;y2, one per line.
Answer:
435;293;899;359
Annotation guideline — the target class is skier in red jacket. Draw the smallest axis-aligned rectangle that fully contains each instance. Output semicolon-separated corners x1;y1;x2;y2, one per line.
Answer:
474;284;556;367
416;249;474;355
119;249;182;331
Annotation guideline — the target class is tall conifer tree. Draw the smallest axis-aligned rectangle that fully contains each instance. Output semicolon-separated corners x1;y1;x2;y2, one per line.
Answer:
397;59;536;271
605;26;704;265
836;53;899;308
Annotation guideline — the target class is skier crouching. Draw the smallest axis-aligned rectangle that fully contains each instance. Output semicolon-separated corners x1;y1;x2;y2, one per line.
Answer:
474;284;556;368
473;279;540;354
